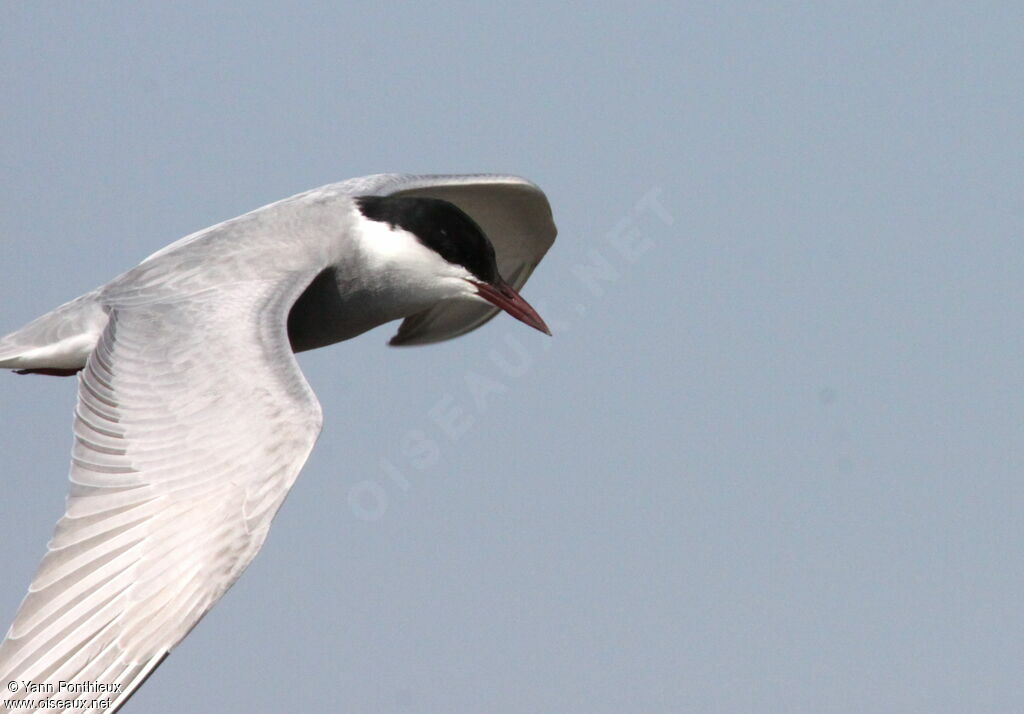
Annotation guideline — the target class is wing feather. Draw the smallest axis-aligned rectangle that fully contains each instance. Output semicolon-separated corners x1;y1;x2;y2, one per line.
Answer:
0;276;322;714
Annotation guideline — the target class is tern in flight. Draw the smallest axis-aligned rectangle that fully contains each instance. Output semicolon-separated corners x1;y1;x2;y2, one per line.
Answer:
0;173;556;713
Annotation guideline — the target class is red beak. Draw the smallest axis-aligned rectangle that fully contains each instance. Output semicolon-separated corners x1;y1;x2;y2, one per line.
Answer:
474;279;552;335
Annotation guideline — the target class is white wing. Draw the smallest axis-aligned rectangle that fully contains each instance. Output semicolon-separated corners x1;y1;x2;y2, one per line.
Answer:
337;174;557;345
0;277;322;713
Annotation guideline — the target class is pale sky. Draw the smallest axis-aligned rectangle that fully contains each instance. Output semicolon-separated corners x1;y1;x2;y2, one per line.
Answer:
1;3;1023;713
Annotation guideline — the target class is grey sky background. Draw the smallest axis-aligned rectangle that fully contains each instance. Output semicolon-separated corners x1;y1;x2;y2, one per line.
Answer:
1;3;1022;713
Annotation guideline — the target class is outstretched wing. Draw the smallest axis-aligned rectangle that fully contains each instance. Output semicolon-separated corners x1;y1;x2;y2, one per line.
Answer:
339;174;557;346
0;277;323;713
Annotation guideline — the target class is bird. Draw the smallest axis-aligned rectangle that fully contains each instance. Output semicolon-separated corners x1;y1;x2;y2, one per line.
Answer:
0;173;556;713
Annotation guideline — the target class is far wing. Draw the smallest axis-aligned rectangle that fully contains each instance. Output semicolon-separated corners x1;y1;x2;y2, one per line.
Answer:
0;277;323;713
344;174;557;346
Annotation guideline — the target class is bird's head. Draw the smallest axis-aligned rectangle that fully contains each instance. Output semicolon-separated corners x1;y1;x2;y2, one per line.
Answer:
354;195;550;336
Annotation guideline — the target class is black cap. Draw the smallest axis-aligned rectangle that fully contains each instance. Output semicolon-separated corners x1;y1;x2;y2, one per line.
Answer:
355;195;499;284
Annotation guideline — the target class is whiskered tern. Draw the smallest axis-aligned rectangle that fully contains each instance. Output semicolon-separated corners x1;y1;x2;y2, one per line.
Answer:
0;173;556;712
